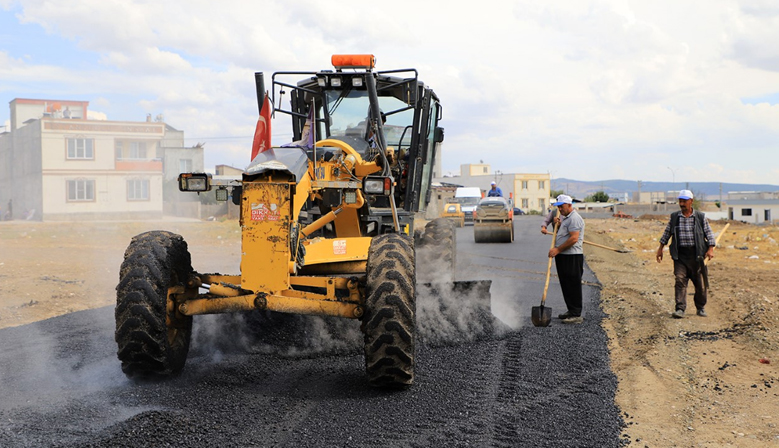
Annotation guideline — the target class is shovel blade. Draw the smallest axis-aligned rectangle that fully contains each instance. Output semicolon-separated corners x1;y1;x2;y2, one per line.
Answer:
531;305;552;327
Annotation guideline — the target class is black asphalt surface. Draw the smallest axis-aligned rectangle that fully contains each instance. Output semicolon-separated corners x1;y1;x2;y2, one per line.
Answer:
0;216;625;447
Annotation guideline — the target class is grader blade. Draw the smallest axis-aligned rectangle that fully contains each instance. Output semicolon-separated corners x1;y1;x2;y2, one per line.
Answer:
417;279;506;346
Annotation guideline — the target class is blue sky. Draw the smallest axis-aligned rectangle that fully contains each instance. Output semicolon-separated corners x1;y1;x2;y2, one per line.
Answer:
2;0;779;185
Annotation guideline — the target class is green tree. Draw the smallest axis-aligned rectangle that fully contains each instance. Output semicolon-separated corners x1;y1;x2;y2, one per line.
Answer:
585;191;610;202
550;189;565;199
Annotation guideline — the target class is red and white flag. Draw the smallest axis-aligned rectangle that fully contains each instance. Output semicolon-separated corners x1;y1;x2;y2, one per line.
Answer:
250;92;272;161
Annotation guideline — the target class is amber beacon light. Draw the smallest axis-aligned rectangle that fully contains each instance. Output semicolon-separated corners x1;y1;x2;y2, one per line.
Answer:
331;54;375;70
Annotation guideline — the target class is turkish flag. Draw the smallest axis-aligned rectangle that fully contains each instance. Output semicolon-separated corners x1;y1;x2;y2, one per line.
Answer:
251;92;272;161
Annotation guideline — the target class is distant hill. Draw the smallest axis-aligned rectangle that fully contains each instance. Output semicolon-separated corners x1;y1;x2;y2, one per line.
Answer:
553;178;779;201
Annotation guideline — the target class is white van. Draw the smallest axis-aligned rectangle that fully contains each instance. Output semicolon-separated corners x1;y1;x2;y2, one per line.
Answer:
454;187;483;225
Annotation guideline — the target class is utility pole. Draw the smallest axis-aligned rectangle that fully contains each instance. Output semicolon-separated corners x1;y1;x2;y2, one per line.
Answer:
637;180;642;204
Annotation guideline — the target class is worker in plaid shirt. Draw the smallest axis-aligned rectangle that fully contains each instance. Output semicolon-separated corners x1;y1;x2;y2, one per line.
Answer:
656;189;716;319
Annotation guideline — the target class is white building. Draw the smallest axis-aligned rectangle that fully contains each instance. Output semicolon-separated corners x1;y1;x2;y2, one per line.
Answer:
724;199;779;224
434;163;551;212
0;98;203;221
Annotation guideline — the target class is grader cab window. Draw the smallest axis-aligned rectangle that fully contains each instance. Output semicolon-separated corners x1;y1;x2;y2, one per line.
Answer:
324;89;414;150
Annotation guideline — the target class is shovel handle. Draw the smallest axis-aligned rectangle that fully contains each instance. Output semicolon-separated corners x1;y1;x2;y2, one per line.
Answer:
541;210;560;306
704;222;730;266
583;240;629;252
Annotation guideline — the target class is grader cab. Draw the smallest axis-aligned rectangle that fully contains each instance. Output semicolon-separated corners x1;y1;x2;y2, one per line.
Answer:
115;55;488;389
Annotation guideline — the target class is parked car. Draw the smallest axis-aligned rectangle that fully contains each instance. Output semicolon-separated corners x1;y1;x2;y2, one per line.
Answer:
513;207;525;216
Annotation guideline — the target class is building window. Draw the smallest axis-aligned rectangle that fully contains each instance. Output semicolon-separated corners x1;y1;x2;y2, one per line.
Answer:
179;159;193;173
67;179;95;201
115;140;149;160
522;198;529;208
129;142;147;159
522;181;528;190
539;199;545;210
483;167;488;173
127;179;150;201
539;180;545;189
741;208;752;216
67;138;94;159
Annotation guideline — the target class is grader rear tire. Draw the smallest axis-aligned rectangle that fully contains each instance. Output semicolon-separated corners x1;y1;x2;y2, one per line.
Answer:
363;233;416;388
115;231;193;378
418;218;456;283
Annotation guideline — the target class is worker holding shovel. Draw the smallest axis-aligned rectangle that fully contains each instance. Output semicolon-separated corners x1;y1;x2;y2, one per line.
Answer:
548;194;586;324
656;189;716;318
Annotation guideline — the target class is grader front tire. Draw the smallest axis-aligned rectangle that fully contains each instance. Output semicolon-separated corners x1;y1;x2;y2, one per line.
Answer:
115;231;193;378
363;233;416;388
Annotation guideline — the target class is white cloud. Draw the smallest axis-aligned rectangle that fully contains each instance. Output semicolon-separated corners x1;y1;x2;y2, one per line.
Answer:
2;0;779;184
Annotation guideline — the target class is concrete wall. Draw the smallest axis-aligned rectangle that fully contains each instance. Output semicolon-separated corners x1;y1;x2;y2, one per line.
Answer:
163;147;204;180
7;122;43;220
0;132;10;217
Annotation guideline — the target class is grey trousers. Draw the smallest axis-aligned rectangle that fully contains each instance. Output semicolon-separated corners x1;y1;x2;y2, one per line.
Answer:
673;247;707;312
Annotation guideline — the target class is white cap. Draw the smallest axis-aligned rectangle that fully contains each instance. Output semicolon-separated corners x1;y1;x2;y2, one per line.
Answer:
490;181;496;185
552;194;573;206
678;189;693;200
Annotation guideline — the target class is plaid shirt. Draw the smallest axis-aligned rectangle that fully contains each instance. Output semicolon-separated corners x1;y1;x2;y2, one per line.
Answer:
660;212;715;247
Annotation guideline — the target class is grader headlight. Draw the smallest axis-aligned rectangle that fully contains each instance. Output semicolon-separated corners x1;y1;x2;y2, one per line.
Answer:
363;176;392;196
178;173;212;192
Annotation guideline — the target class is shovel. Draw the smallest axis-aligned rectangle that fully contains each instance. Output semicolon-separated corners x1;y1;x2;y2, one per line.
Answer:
543;234;632;253
700;222;730;291
583;240;632;253
704;223;730;267
532;211;559;327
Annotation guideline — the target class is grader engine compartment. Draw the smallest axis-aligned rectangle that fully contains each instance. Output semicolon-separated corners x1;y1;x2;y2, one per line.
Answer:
115;54;495;389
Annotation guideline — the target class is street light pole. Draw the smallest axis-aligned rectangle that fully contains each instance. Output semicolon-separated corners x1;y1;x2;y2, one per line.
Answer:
667;166;676;186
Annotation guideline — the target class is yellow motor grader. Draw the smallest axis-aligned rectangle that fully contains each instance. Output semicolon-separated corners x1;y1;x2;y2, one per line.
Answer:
115;55;486;388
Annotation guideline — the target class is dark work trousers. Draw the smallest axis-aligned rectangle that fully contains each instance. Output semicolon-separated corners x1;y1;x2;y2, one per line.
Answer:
673;246;707;312
555;254;584;316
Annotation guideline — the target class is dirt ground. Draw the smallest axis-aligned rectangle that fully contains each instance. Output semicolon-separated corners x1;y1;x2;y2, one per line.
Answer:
1;217;778;447
587;217;779;447
0;220;242;329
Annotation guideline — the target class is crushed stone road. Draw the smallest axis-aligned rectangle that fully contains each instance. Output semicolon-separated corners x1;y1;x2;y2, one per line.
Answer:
0;217;624;447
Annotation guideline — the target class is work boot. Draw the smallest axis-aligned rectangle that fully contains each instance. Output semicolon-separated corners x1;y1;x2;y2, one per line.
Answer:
561;316;583;324
672;310;685;319
558;311;573;319
697;308;707;317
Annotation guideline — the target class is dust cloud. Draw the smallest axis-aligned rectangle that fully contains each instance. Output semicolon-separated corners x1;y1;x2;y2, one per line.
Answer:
0;311;128;413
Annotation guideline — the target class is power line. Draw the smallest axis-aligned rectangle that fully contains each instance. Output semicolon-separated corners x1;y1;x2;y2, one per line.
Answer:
183;133;292;141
